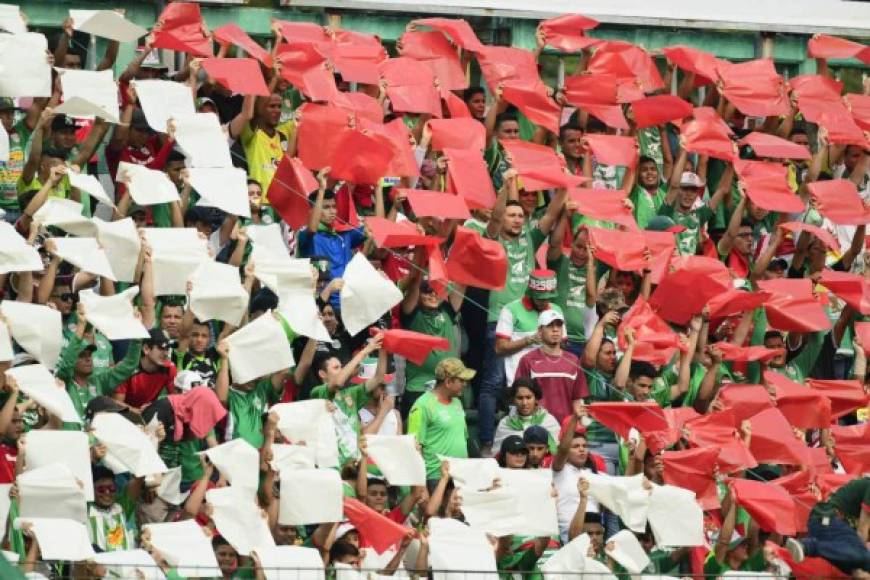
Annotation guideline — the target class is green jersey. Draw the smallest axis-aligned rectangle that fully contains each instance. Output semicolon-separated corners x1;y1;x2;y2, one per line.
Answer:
227;378;281;449
658;201;715;256
401;303;460;393
0;119;31;210
629;184;667;229
487;225;547;323
310;383;369;464
407;391;467;480
548;254;592;342
637;127;664;174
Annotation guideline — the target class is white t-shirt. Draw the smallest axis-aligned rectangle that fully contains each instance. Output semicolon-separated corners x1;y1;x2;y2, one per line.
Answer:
552;463;600;537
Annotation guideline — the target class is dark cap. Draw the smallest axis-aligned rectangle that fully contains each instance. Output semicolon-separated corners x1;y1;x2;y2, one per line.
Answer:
84;396;126;423
500;435;528;455
51;114;77;133
145;328;172;349
420;280;435;294
522;425;550;446
79;343;98;355
768;258;788;272
130;108;152;132
0;97;16;111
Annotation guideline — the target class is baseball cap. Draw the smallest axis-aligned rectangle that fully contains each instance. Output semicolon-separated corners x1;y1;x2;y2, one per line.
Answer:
0;97;16;111
350;357;395;389
130;108;152;131
434;357;476;381
596;287;628;314
679;172;705;189
646;215;687;233
145;328;172;350
499;435;528;456
174;370;205;392
523;425;550;446
527;269;558;301
51;114;77;133
538;309;565;328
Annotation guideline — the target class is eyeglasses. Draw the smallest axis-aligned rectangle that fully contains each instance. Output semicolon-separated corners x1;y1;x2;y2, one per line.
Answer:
95;484;117;494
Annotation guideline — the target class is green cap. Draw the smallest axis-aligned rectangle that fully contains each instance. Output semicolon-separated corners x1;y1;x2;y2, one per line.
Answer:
527;269;558;300
0;97;16;111
435;358;476;381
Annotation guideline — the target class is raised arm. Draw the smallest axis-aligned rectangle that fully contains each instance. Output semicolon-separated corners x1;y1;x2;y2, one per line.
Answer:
485;169;516;239
306;168;330;233
716;187;746;257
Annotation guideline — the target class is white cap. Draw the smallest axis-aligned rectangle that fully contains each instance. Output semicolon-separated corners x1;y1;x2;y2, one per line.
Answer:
538;309;565;327
679;172;705;188
174;370;205;392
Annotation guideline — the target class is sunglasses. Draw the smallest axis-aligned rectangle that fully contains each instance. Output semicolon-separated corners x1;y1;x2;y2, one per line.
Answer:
95;484;117;494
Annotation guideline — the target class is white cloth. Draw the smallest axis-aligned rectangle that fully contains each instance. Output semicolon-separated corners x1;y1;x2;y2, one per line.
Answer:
54;68;119;122
226;311;295;384
48;236;116;280
142;520;220;578
132;80;195;133
365;435;426;486
428;517;498;580
340;253;403;335
541;533;590;579
91;412;168;477
24;430;94;501
0;301;61;368
117;161;180;206
606;529;651;574
173;112;232;168
187;167;250;217
0;484;11;543
155;466;189;505
0;119;7;162
270;444;316;472
17;463;87;523
188;260;248;325
0;33;51;97
69;9;147;43
0;4;26;34
14;518;95;561
78;287;149;340
92;549;166;580
204;438;260;495
206;486;274;556
553;464;600;536
0;221;41;274
5;363;78;421
585;472;651;533
0;320;10;362
142;228;209;296
497;468;559;537
647;484;705;547
32;198;95;237
444;457;500;491
251;546;326;580
67;171;114;208
263;252;330;341
271;400;339;468
93;217;140;283
278;468;343;525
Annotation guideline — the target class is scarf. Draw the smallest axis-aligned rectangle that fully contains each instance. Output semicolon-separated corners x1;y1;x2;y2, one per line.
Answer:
167;386;226;442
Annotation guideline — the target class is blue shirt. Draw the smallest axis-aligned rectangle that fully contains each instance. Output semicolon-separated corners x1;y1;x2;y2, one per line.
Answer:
298;225;366;307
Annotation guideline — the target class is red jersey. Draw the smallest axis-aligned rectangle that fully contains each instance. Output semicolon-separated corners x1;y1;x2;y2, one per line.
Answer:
0;442;16;484
115;361;178;409
514;348;589;424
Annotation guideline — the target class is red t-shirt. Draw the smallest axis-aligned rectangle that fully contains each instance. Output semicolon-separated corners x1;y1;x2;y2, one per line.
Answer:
0;442;16;484
514;348;589;424
116;362;178;409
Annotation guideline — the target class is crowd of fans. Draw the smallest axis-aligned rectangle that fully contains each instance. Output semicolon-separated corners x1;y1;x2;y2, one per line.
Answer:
0;2;868;579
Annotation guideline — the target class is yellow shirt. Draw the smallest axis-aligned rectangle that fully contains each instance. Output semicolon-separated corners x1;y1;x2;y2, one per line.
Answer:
240;120;295;201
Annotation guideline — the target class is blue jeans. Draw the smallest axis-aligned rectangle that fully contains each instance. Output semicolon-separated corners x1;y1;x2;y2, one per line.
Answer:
803;515;870;573
478;322;505;446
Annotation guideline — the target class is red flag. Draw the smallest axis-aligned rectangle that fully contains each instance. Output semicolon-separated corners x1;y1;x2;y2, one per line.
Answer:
500;140;566;192
819;107;870;148
780;222;840;253
152;2;213;58
476;46;540;92
402;189;470;220
717;59;790;117
738;132;812;161
588;228;647;271
642;407;700;455
717;384;775;421
267;156;318;230
807;379;869;419
413;18;485;52
275;42;338;102
443;148;497;210
807;34;870;64
445;227;507;290
582;104;630;131
586;402;669;440
442;90;471;119
829;423;870;475
729;479;798;536
661;45;720;85
819;269;870;314
618;296;684;367
817;473;854;499
855;321;870;356
714;342;784;364
631;95;693;129
501;83;561;134
808;179;870;225
790;74;844;104
845;93;870;131
330;130;394;185
764;371;833;430
644;231;677;284
331;91;383;124
427;244;449;299
568;189;637;230
329;43;387;86
343;497;409;554
586;41;665;93
584;134;638;168
649;256;733;325
685;410;758;473
213;23;273;68
274;21;329;44
706;289;770;319
539;14;600;52
380;329;450;365
399;31;467;91
758;278;832;333
662;447;720;510
748;407;811;466
379;57;442;117
201;58;269;96
564;73;618;106
357;118;420;179
296;104;352;170
734;159;803;213
680;115;736;161
427;118;486;153
366;217;442;249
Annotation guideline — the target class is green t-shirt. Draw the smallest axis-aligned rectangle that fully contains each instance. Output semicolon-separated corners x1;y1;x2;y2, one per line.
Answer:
0;119;31;209
584;368;619;443
407;390;467;480
160;434;211;484
637;127;664;174
630;184;667;229
814;476;870;522
548;254;592;342
658;201;715;256
401;304;460;393
462;217;487;235
310;383;369;464
487;225;547;323
227;378;280;449
703;548;766;577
